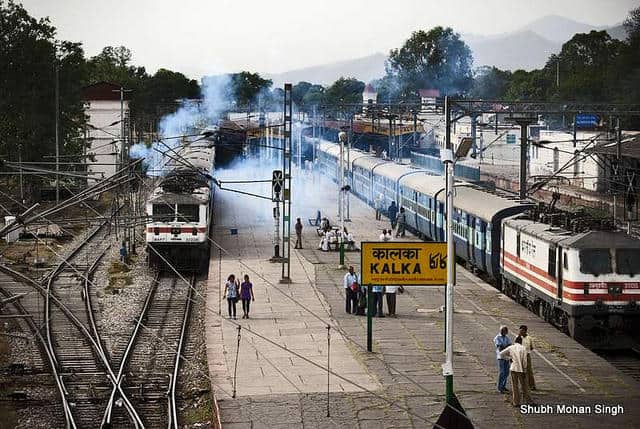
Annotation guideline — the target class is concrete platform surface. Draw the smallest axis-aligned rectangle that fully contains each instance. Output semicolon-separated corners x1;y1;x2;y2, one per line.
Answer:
205;166;640;428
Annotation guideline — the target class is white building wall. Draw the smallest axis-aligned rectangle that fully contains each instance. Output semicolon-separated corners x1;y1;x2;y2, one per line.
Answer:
85;100;128;179
530;130;607;192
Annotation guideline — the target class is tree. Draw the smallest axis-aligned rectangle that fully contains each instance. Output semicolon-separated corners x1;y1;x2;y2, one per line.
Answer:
387;27;473;99
504;69;549;101
548;31;623;101
324;77;365;106
131;68;200;141
301;84;325;108
0;0;88;164
292;81;312;110
230;71;272;107
471;66;512;99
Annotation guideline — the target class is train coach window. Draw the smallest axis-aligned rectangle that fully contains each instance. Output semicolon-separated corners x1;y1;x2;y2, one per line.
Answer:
579;249;612;276
152;204;174;222
177;204;199;222
616;249;640;276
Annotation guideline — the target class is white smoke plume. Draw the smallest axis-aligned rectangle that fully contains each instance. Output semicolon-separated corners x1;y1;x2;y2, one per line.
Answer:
130;74;233;175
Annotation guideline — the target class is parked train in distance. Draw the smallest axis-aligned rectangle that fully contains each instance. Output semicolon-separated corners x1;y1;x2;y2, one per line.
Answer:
315;139;640;346
145;132;216;273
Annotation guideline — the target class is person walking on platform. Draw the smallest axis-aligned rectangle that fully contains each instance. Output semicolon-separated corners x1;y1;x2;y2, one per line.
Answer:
224;274;240;319
294;218;303;249
343;266;359;314
499;336;533;407
240;274;255;319
519;325;536;390
495;325;511;393
395;207;406;237
388;201;398;230
372;285;385;317
374;194;383;220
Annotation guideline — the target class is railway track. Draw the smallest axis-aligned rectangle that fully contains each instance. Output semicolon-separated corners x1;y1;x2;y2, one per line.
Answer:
104;271;195;428
0;276;66;427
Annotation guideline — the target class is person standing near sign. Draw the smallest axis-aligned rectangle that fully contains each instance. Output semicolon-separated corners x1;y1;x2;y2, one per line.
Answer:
385;285;403;317
343;266;359;314
372;285;385;317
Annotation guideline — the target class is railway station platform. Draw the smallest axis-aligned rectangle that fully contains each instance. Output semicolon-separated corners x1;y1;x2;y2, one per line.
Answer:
205;168;640;428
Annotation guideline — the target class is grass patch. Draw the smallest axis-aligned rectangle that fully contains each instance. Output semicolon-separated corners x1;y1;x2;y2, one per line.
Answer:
182;392;213;425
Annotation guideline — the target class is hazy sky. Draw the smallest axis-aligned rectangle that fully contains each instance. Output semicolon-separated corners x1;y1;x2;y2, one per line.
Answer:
20;0;639;78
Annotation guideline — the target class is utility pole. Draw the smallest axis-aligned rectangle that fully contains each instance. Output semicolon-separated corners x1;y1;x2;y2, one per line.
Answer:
338;131;347;269
281;84;293;282
18;144;24;204
113;87;132;253
615;117;622;220
55;63;60;204
346;114;352;222
513;117;536;200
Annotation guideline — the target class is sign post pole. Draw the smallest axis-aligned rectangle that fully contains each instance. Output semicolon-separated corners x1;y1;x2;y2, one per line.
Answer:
360;241;447;354
366;285;373;352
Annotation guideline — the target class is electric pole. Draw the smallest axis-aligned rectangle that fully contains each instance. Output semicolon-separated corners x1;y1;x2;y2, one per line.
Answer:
55;63;60;204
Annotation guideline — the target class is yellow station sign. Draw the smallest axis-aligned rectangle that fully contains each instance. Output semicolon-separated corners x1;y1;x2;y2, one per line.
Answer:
361;241;447;286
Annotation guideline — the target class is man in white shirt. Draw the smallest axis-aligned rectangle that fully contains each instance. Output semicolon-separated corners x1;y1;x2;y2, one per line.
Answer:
499;336;533;406
343;266;359;314
519;325;536;390
379;229;391;242
385;285;403;317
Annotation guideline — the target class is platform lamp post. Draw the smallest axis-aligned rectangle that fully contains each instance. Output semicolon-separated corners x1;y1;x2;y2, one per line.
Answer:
338;131;347;268
437;97;474;428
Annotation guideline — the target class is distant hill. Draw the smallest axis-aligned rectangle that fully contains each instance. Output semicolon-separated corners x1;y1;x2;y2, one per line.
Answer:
263;16;628;86
521;15;596;43
465;30;561;70
265;53;386;87
464;15;628;71
605;24;628;41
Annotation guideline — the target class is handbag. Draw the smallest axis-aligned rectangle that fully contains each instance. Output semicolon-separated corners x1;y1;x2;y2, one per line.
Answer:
350;282;359;292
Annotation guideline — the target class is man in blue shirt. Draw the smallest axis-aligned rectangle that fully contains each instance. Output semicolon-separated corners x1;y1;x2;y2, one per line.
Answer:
494;325;511;393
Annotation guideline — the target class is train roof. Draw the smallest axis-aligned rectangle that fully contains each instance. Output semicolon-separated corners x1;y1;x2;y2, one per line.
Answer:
401;173;446;195
353;156;389;171
373;162;425;181
504;216;640;249
439;186;533;221
318;140;370;165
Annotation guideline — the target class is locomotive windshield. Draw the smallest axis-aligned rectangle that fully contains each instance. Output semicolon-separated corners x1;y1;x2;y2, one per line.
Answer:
177;204;199;222
152;204;175;222
579;249;612;276
616;249;640;276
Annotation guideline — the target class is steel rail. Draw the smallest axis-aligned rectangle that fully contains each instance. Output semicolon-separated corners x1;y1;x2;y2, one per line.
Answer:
34;207;142;427
169;273;196;429
101;271;162;428
84;246;110;359
0;282;73;429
